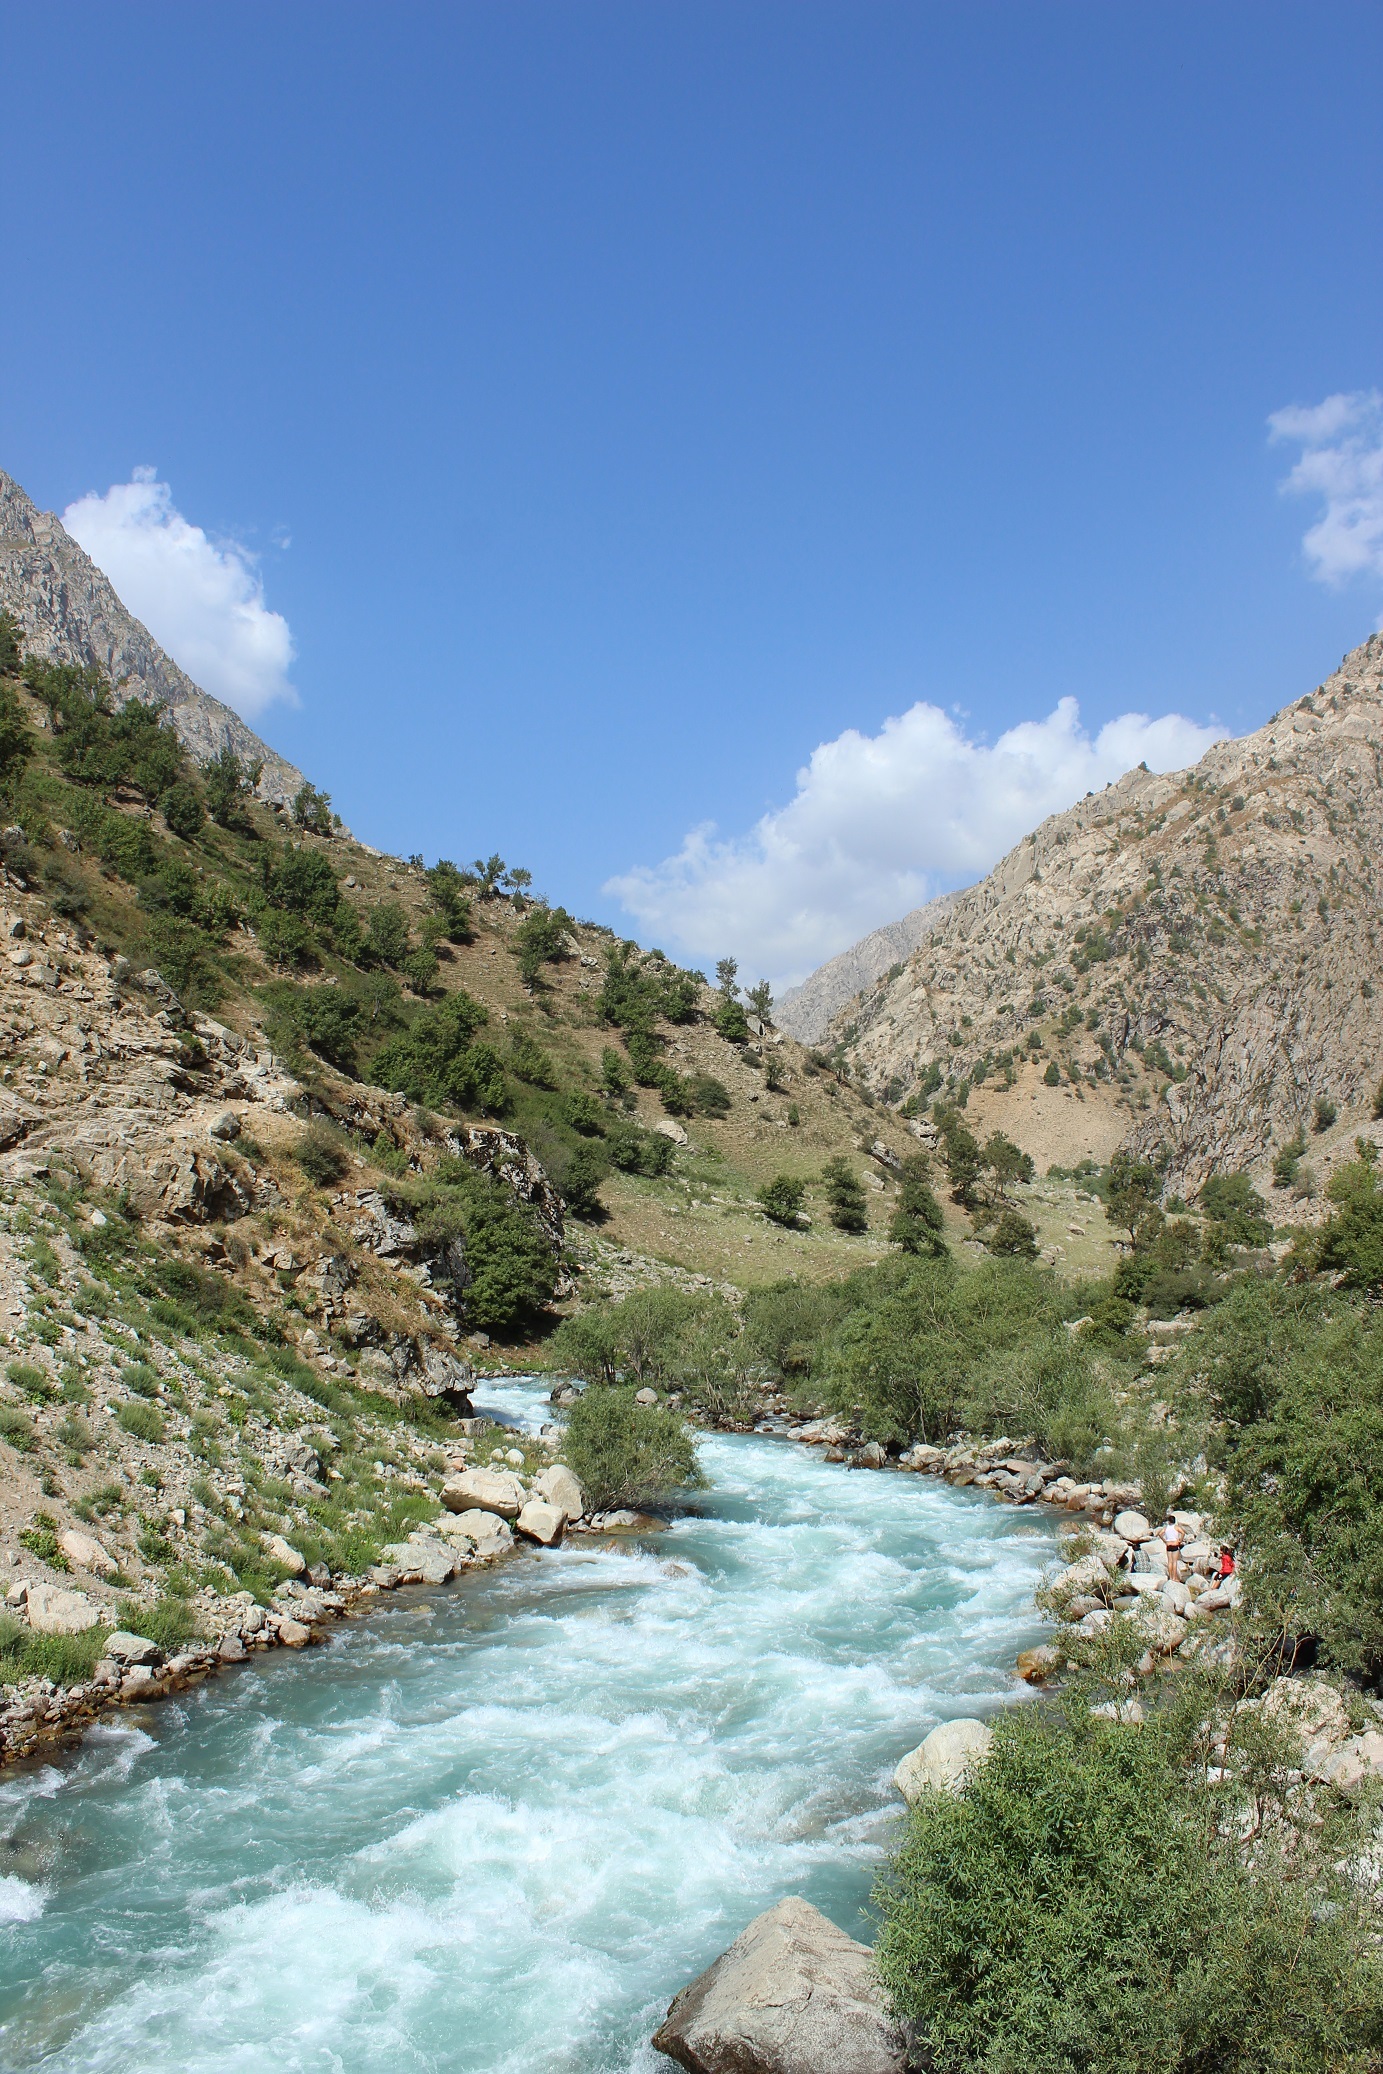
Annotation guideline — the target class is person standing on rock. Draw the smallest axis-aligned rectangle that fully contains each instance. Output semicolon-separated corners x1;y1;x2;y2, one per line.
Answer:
1160;1513;1183;1584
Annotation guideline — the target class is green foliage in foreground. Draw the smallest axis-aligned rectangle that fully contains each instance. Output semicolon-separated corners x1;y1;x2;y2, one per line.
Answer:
561;1385;703;1511
1196;1279;1383;1678
876;1691;1383;2074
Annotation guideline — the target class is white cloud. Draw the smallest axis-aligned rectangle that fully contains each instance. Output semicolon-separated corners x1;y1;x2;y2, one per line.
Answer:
607;696;1226;989
63;469;296;719
1269;389;1383;590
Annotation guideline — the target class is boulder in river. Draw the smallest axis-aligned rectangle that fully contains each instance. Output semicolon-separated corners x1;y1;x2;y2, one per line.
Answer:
651;1895;905;2074
442;1508;515;1558
533;1463;585;1522
440;1468;526;1519
516;1499;565;1546
893;1717;992;1802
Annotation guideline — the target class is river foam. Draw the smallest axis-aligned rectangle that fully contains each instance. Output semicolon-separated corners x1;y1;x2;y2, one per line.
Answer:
0;1380;1054;2072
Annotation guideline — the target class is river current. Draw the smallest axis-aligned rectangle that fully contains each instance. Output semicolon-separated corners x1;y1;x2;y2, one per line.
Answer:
0;1379;1054;2072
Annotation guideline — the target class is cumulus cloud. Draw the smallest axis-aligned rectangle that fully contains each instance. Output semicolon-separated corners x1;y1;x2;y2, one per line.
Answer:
1269;389;1383;590
608;696;1226;988
63;469;296;719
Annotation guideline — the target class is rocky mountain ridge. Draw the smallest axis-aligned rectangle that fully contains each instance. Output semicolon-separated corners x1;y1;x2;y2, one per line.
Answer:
775;893;957;1044
832;634;1383;1198
0;470;304;805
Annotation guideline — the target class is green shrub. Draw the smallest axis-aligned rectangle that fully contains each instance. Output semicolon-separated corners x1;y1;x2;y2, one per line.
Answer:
0;1406;36;1452
160;778;205;838
820;1156;868;1233
293;1126;349;1187
7;1360;53;1401
117;1400;166;1444
366;900;411;966
604;1118;675;1177
687;1074;731;1118
875;1696;1383;2074
1313;1094;1338;1133
987;1208;1039;1258
1315;1153;1383;1294
758;1174;806;1226
122;1362;162;1398
0;1614;106;1688
390;1159;560;1335
889;1157;947;1257
1043;1058;1061;1085
561;1386;703;1510
1199;1170;1272;1246
19;1513;64;1566
372;992;508;1116
559;1090;606;1136
115;1594;200;1652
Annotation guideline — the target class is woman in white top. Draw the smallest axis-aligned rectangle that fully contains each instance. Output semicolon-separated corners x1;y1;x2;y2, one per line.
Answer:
1160;1512;1184;1584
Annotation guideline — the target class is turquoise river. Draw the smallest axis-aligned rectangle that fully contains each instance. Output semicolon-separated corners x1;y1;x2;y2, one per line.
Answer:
0;1377;1054;2072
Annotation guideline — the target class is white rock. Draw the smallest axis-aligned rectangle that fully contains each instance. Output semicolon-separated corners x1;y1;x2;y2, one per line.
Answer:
651;1895;905;2074
104;1630;161;1666
440;1468;526;1518
441;1508;515;1558
261;1532;307;1577
653;1119;688;1145
516;1499;565;1546
893;1717;992;1802
533;1463;585;1522
1315;1731;1383;1791
1113;1509;1152;1543
57;1528;117;1576
634;1386;658;1405
25;1582;101;1634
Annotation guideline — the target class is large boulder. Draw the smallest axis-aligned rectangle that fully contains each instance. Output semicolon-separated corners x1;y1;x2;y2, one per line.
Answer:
516;1500;565;1547
440;1468;525;1519
25;1582;101;1634
261;1532;307;1577
533;1463;585;1523
893;1718;992;1803
440;1509;515;1559
57;1528;117;1576
651;1895;905;2074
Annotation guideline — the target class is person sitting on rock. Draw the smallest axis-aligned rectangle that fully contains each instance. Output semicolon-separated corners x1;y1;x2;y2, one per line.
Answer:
1159;1512;1184;1584
1217;1543;1236;1582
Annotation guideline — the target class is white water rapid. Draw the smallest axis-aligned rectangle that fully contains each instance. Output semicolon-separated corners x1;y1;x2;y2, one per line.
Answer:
0;1378;1055;2072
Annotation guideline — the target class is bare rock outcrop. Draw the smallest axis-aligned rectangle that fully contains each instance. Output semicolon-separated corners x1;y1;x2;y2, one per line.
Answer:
776;894;957;1045
0;468;303;804
652;1896;905;2074
831;634;1383;1195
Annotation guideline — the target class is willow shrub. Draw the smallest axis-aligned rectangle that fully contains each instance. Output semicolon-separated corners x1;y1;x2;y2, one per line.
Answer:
875;1697;1383;2074
561;1386;703;1511
814;1256;1123;1464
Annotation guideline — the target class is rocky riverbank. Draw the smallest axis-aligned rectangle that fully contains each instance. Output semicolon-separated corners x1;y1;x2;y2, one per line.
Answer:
0;1411;601;1766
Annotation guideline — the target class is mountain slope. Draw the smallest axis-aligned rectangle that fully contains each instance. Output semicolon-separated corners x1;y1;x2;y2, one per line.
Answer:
0;470;304;804
775;893;958;1044
832;634;1383;1198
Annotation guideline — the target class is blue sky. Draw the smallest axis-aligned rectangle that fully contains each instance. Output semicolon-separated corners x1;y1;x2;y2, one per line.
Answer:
2;4;1380;985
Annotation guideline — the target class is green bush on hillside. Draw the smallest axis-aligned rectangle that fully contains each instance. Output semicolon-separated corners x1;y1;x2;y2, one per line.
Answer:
758;1174;806;1226
372;991;509;1116
820;1156;868;1233
391;1158;560;1334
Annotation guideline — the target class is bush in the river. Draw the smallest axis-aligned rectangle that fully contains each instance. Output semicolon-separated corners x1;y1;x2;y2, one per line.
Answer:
561;1386;703;1510
875;1691;1383;2074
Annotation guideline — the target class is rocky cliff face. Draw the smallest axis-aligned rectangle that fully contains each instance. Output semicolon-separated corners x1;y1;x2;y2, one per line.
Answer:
775;893;957;1044
832;635;1383;1196
0;470;304;805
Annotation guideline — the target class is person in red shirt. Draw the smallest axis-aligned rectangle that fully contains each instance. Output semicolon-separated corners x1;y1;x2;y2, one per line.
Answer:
1218;1545;1235;1582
